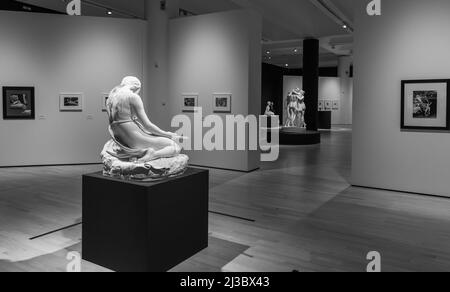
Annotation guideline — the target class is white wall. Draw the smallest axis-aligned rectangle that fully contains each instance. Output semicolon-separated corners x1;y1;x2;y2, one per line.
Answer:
322;77;353;125
0;11;145;167
168;10;262;171
282;76;352;125
338;78;353;125
352;0;450;197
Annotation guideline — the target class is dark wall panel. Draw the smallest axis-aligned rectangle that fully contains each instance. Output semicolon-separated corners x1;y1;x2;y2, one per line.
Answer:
262;63;284;122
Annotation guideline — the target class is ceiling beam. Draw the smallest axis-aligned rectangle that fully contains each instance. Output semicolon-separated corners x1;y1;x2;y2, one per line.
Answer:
308;0;354;32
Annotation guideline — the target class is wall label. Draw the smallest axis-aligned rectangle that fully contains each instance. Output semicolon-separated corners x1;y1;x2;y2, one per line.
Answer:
66;0;81;16
367;0;381;16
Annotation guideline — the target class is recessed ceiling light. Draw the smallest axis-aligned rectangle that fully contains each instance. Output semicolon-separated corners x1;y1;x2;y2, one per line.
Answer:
285;64;289;67
266;51;271;55
107;10;113;15
294;49;298;53
342;24;347;29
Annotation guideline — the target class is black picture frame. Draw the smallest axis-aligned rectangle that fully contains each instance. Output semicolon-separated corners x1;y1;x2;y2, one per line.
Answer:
401;79;450;131
2;86;35;120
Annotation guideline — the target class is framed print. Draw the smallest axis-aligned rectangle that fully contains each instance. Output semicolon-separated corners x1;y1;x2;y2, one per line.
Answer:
324;100;333;111
213;93;232;113
318;100;325;111
182;94;199;112
60;93;83;111
332;100;340;111
101;93;109;112
3;87;35;120
401;79;450;130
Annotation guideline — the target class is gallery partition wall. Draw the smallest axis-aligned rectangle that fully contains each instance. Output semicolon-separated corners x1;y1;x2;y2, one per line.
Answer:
0;11;145;167
168;10;262;172
352;0;450;197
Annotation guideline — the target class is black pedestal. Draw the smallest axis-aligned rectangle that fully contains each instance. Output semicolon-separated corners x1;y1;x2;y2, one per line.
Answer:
319;111;332;129
280;127;321;145
82;168;209;272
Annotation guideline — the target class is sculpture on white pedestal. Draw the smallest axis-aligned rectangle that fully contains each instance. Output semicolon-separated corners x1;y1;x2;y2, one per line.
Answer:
101;76;189;181
284;88;306;128
264;101;275;116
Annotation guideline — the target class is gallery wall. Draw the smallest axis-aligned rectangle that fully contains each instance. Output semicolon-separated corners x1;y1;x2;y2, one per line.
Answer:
282;76;352;126
0;11;145;167
168;10;262;171
352;0;450;197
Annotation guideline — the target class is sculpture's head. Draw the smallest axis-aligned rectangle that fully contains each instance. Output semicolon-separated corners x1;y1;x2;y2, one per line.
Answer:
293;88;305;96
121;76;142;94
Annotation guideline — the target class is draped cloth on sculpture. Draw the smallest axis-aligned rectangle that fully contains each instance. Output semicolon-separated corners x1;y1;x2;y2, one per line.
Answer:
106;117;149;160
101;117;189;181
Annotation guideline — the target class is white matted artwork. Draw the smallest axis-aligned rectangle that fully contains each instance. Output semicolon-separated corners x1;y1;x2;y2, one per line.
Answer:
182;93;199;112
101;93;109;112
332;100;340;111
318;100;325;111
213;93;232;113
324;100;333;111
60;93;83;111
401;79;450;130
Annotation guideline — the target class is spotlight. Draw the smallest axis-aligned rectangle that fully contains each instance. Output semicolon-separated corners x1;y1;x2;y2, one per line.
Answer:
294;48;298;53
342;24;347;29
285;64;289;67
107;10;113;15
266;51;271;55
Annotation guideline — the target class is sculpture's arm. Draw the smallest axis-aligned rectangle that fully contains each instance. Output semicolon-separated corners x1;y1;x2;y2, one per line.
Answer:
130;94;174;139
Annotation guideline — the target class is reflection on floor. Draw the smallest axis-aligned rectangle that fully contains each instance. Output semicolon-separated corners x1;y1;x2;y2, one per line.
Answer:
1;126;450;272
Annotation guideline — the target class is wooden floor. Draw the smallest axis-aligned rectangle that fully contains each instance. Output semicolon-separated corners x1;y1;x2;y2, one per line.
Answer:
1;127;450;272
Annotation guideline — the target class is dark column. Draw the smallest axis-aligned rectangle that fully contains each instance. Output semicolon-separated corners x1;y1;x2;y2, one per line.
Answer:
303;39;319;131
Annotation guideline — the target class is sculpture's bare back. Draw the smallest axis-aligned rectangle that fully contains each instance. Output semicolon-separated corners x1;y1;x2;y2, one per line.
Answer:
101;77;188;181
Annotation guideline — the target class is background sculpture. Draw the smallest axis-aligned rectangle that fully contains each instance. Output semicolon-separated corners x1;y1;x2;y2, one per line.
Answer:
284;88;306;128
264;101;275;116
101;76;189;181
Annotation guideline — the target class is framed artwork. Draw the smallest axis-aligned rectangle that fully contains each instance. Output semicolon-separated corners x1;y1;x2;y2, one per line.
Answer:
213;93;232;113
401;79;450;130
101;93;109;112
3;87;35;120
60;93;83;111
318;100;325;111
324;100;333;111
332;100;340;111
182;94;199;112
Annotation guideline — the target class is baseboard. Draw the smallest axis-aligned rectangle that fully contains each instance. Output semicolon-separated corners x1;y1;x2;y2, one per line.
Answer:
189;164;260;173
352;184;450;200
0;162;102;169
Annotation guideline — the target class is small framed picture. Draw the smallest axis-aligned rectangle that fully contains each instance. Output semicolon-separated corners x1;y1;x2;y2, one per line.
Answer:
60;93;83;111
332;100;340;111
213;93;232;113
101;93;109;112
182;94;199;112
318;100;325;111
3;87;35;120
401;79;450;130
324;100;333;111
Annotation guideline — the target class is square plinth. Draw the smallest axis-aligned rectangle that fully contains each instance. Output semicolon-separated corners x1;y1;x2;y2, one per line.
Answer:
82;168;209;272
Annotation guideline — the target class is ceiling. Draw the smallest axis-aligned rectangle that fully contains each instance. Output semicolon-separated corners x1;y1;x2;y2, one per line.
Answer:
16;0;355;68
